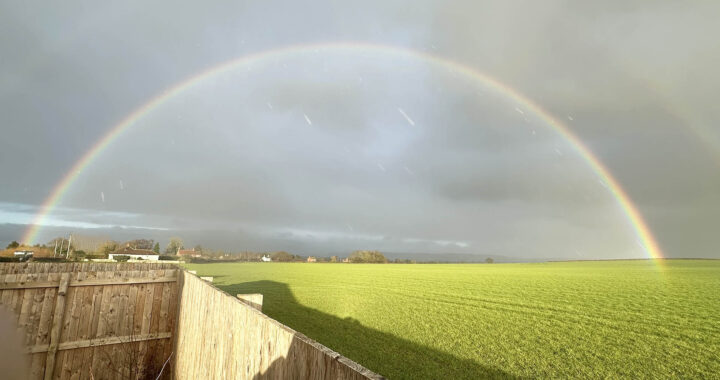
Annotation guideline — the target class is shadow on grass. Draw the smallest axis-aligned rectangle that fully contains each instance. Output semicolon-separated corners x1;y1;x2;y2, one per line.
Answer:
218;280;523;380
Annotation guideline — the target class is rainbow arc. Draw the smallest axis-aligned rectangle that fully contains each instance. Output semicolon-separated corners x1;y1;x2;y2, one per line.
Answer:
21;42;664;260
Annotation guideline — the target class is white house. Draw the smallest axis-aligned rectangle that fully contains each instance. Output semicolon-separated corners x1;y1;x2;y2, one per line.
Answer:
109;253;159;261
261;255;272;262
109;246;159;261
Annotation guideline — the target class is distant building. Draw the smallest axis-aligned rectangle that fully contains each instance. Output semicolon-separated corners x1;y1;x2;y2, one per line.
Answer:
342;257;349;263
261;255;272;262
307;256;317;263
177;249;201;258
109;245;159;261
13;250;34;258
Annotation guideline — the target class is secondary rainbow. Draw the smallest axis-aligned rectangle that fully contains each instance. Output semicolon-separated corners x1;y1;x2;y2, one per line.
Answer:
21;42;664;260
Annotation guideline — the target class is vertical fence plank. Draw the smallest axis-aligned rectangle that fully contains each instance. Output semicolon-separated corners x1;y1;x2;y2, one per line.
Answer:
17;273;35;344
30;272;57;379
138;270;158;376
1;273;17;304
12;273;28;320
86;271;112;380
59;271;84;380
44;272;70;380
145;269;165;376
68;271;95;380
158;272;173;373
104;271;122;380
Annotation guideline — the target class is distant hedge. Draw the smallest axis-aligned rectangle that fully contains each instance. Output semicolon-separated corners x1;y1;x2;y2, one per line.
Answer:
31;257;68;263
86;254;108;260
186;257;250;264
0;257;21;262
159;255;180;261
187;257;214;264
113;255;130;262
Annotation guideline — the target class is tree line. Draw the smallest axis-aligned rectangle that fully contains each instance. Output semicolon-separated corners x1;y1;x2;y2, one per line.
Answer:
5;238;495;264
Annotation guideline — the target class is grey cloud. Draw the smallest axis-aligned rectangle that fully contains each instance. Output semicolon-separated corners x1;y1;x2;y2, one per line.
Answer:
0;0;717;259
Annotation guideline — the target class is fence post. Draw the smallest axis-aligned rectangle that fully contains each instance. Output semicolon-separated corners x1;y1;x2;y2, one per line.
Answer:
44;272;70;380
236;294;263;311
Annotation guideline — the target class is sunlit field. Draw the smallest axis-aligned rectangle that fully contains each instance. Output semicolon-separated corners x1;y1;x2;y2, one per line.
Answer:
187;260;720;379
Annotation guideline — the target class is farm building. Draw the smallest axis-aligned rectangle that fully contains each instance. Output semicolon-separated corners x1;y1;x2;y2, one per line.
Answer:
261;254;272;262
0;262;383;379
307;256;317;262
177;248;201;258
108;245;159;261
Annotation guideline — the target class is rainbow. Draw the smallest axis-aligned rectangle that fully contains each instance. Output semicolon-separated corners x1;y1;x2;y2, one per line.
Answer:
21;42;664;260
612;58;720;168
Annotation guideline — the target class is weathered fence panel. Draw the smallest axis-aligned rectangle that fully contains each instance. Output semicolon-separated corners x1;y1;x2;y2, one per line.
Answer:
174;272;383;380
0;264;179;380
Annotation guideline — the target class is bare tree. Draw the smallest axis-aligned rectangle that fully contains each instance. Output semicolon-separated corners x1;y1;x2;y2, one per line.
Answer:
165;237;183;254
97;240;119;256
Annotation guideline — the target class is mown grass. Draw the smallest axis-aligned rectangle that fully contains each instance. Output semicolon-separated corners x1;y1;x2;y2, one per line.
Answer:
187;260;720;379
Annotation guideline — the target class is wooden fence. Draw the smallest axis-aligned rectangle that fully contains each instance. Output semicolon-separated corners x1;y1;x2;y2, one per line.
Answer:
0;262;178;274
174;272;384;379
0;263;178;380
0;263;382;379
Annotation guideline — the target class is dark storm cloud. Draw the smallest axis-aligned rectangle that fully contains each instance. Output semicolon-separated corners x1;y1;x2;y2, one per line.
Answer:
31;57;639;260
0;1;717;258
423;1;720;257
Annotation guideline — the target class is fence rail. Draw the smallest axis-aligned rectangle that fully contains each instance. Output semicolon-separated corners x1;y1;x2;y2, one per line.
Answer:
0;275;178;290
27;332;173;354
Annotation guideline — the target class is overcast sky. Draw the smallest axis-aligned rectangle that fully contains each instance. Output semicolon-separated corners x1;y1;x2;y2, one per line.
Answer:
1;1;718;259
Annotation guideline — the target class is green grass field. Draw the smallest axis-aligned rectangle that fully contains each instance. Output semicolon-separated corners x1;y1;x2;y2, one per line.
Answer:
187;260;720;379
